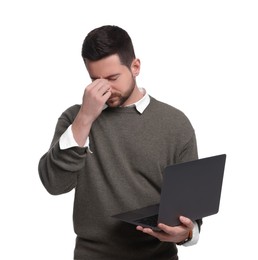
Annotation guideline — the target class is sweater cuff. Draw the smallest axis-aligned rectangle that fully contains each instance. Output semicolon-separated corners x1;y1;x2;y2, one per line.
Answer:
59;125;89;150
182;221;199;247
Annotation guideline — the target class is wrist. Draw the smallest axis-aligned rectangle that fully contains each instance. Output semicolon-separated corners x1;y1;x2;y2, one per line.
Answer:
176;230;193;245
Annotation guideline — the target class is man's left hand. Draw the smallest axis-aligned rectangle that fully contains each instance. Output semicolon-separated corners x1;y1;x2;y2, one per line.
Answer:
136;216;193;243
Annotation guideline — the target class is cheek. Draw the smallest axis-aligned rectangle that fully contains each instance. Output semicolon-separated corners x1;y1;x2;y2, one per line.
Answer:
111;73;134;92
111;79;126;91
120;74;134;87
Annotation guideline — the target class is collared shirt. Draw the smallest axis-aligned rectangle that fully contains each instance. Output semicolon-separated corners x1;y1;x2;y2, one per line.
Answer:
59;88;199;246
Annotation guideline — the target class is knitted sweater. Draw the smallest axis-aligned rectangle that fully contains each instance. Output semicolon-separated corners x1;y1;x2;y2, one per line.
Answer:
38;96;198;260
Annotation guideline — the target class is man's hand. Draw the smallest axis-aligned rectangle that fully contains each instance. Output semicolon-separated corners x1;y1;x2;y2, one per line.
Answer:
72;79;112;147
136;216;194;243
80;79;112;121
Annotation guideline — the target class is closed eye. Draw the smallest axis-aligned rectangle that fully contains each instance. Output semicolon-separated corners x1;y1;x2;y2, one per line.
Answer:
107;75;119;81
90;74;120;82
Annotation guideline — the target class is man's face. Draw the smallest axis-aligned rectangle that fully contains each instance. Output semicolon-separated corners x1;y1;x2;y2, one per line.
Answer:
85;54;140;107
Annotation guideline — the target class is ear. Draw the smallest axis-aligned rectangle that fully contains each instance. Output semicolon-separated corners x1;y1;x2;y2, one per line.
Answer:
131;58;141;77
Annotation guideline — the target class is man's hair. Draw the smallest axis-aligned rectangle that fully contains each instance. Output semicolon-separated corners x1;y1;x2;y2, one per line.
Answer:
81;25;136;69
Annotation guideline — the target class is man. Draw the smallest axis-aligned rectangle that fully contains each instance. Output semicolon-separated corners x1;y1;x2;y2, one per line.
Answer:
39;25;202;260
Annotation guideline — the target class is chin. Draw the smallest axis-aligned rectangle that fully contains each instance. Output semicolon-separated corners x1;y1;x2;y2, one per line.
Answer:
106;101;121;108
107;97;124;108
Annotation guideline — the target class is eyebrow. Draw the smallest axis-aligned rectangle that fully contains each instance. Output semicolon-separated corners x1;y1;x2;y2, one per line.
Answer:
90;73;120;81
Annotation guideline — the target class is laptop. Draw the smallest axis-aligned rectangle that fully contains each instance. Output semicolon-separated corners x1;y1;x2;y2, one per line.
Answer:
112;154;226;231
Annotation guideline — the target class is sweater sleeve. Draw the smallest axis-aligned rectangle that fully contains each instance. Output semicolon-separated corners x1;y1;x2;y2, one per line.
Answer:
38;105;87;195
177;131;198;163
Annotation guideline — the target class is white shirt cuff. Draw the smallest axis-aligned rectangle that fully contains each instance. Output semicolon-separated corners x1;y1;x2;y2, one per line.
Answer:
183;221;200;246
59;125;89;150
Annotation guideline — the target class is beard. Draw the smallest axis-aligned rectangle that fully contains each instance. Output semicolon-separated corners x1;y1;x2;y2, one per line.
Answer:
106;77;136;108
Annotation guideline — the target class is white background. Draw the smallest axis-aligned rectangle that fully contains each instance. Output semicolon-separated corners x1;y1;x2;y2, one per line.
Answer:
1;0;257;259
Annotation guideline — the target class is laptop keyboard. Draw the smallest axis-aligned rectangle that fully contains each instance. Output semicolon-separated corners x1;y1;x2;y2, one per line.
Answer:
135;214;158;228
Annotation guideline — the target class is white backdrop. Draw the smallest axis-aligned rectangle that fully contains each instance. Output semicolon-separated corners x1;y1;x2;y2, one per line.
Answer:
1;0;257;259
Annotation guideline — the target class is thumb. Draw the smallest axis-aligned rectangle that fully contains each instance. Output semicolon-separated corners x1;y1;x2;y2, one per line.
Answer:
179;216;194;229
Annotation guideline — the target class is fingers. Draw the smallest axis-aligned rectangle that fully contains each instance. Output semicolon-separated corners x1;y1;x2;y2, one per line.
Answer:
86;79;111;99
136;225;173;242
88;78;110;91
84;79;112;105
136;226;163;239
80;79;112;121
96;80;111;96
136;216;194;243
158;223;177;235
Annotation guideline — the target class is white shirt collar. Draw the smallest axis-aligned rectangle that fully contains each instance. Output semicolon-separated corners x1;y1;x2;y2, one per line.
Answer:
129;88;150;113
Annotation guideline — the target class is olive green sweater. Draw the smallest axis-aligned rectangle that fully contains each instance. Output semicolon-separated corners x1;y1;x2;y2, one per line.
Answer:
39;97;198;260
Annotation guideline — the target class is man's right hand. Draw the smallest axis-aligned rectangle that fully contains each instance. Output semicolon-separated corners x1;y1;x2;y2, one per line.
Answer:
80;79;112;122
71;79;112;147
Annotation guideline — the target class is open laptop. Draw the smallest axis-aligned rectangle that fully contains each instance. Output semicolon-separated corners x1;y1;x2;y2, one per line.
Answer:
112;154;226;231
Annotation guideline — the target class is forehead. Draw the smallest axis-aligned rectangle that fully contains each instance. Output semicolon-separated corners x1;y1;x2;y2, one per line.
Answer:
85;54;128;78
